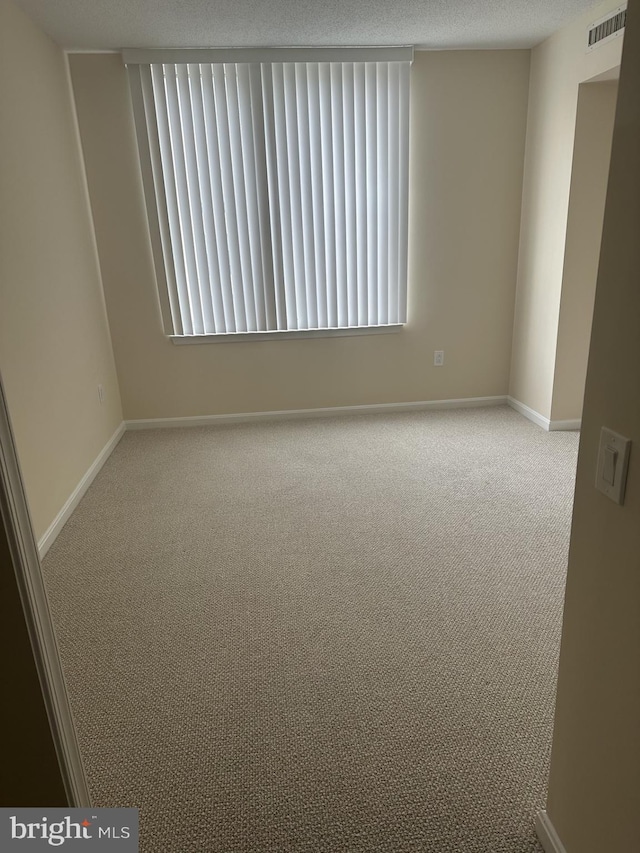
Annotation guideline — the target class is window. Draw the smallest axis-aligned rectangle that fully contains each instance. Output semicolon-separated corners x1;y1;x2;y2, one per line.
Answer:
125;48;412;340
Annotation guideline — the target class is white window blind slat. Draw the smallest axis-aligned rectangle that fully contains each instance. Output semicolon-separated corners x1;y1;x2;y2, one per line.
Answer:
200;65;236;332
164;65;206;334
150;65;192;334
128;54;411;337
342;63;358;327
318;62;335;329
364;62;378;327
270;64;299;329
177;64;218;334
353;62;368;328
398;61;411;324
187;64;225;333
387;62;401;326
282;63;308;329
247;63;278;331
212;64;248;331
236;63;268;332
260;67;287;330
295;64;319;332
330;63;347;328
136;65;183;334
224;64;258;332
305;64;327;329
376;62;389;326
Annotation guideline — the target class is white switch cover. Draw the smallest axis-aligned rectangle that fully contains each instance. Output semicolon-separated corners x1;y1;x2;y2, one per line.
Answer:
596;427;631;505
434;350;444;366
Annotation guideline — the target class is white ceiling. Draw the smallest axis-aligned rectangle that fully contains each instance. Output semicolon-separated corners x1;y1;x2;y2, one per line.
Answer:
15;0;598;51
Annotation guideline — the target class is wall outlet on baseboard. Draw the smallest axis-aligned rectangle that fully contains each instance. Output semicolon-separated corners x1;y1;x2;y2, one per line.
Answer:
98;384;105;404
434;350;444;366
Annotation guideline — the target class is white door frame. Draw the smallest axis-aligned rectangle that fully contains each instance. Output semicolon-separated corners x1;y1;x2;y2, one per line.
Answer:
0;372;90;806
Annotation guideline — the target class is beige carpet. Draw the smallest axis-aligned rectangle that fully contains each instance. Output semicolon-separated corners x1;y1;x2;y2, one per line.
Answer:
43;406;579;852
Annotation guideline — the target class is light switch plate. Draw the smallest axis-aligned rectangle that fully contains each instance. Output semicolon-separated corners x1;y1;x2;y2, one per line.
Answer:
596;427;631;505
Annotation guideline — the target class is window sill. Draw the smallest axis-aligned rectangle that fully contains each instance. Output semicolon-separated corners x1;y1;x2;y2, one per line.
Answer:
170;324;404;345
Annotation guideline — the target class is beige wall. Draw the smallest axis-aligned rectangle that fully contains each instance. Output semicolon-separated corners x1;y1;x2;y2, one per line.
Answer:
0;0;122;541
551;80;618;422
509;0;623;419
545;0;640;848
69;50;530;420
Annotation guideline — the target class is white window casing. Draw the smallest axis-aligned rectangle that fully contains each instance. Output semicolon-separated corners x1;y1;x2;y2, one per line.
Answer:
125;48;413;340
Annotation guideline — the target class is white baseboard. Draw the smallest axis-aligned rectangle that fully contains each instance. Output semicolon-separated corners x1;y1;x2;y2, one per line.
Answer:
34;397;577;556
507;396;551;430
507;397;581;432
38;422;125;558
42;395;562;553
536;810;568;853
36;398;507;553
125;396;508;430
549;418;581;431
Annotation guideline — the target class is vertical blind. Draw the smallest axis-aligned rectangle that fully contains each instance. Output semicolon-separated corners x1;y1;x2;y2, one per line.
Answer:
125;50;412;337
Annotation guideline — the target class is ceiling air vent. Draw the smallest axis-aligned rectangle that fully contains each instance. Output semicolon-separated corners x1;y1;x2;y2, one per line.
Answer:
587;4;627;51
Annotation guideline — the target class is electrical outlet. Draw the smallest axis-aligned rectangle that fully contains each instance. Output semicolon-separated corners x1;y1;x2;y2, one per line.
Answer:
98;384;105;404
434;350;444;366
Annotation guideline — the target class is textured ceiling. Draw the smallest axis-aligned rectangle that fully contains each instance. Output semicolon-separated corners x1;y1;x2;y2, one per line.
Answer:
15;0;598;50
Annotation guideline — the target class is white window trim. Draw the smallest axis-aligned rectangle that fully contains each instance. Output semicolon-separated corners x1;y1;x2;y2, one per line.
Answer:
170;323;403;345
